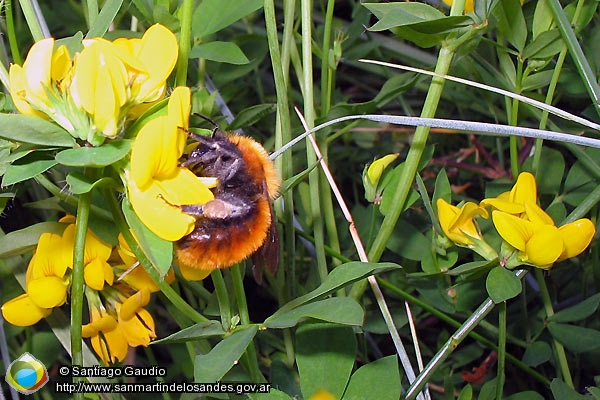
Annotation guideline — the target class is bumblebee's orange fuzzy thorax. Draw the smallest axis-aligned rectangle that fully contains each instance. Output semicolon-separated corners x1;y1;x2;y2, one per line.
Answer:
228;134;280;199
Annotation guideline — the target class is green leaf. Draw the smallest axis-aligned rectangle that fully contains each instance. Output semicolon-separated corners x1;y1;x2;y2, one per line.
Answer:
532;0;554;39
522;341;552;367
523;147;564;195
522;30;563;60
0;114;74;147
447;260;496;276
457;384;473;400
364;2;472;47
385;220;429;261
194;326;258;382
272;262;401;316
485;267;522;303
548;293;600;323
153;321;225;344
341;355;400;400
122;197;173;276
550;378;589;399
493;0;527;51
227;104;276;131
192;0;262;38
55;140;132;167
504;392;545;400
190;41;250;65
588;387;600;399
66;173;119;194
0;221;67;257
2;153;57;186
296;323;356;400
85;0;123;38
264;297;364;329
547;323;600;353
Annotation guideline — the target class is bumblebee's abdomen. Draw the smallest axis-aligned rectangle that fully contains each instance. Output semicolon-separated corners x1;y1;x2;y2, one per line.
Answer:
175;197;272;271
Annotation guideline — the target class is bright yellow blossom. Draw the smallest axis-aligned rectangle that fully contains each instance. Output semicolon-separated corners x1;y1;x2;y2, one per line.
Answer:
127;86;215;241
437;199;489;246
82;305;128;365
310;389;336;400
9;24;178;145
492;205;595;269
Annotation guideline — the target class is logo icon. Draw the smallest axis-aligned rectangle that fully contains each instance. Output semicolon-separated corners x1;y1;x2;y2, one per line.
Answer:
5;352;49;394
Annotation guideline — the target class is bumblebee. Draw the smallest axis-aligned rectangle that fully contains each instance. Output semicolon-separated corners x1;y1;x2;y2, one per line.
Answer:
175;129;280;283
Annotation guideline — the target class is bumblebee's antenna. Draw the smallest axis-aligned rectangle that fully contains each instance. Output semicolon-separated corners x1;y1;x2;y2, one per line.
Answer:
193;113;219;137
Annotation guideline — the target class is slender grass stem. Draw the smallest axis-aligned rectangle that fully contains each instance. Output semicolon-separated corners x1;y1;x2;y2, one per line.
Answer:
496;302;507;399
175;0;194;87
211;269;232;332
535;268;574;388
231;264;265;382
5;0;21;66
71;185;91;400
350;42;458;299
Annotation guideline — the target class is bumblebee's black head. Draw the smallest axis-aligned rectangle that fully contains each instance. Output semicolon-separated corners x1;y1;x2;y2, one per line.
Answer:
184;132;245;184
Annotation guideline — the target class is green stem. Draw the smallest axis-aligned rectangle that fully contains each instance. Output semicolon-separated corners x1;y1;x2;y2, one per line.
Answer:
496;302;507;399
71;188;91;399
231;264;265;382
546;0;600;117
6;0;21;65
175;0;194;87
509;58;523;178
350;43;457;299
19;0;46;40
320;0;335;116
535;268;574;388
264;0;296;302
85;0;98;29
211;269;232;331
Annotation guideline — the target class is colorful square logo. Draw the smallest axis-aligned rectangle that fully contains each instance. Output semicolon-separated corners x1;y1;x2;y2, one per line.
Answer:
5;352;49;395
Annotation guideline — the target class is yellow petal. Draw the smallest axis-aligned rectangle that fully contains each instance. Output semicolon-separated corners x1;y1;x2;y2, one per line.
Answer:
1;293;51;326
178;263;213;281
21;38;54;97
120;289;151;321
524;202;555;226
91;327;129;364
128;180;198;241
84;258;113;290
82;314;118;338
367;154;399;185
118;308;156;347
310;389;337;400
525;225;562;266
510;172;537;205
51;44;72;84
27;276;68;308
130;116;179;189
558;219;596;261
156;167;215;206
167;86;191;153
84;230;113;264
480;198;525;214
492;211;533;251
135;24;178;102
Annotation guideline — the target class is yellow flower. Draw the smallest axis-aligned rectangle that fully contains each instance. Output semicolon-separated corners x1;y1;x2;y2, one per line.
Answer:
127;86;215;241
82;306;128;365
9;38;75;131
363;153;399;202
1;294;52;327
437;199;489;246
480;172;537;215
10;24;178;146
492;204;596;268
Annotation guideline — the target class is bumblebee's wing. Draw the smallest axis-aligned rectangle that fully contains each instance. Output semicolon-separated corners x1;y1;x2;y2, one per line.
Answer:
252;183;279;284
